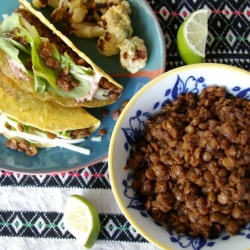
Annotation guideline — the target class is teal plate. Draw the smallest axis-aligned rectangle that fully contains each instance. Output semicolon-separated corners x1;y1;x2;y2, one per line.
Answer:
0;0;166;174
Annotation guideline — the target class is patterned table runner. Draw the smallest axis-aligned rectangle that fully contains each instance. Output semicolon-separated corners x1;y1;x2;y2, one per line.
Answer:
1;1;250;250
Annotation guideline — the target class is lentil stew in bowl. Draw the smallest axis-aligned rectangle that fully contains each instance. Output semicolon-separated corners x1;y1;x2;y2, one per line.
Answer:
109;63;250;250
125;86;250;239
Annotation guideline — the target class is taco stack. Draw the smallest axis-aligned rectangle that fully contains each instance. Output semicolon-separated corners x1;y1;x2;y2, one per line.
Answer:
0;0;123;108
0;71;100;153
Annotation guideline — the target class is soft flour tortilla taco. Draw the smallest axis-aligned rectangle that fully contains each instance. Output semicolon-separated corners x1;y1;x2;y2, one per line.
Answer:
0;0;123;108
0;71;100;154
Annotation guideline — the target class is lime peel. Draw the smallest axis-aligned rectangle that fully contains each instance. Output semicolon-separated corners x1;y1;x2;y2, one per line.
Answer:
64;194;101;249
177;9;209;64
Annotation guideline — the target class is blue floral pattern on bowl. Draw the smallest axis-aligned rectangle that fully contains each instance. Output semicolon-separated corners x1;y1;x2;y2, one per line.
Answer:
120;74;250;250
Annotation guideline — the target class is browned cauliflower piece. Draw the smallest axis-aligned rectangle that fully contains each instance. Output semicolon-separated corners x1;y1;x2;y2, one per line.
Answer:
71;22;105;38
94;0;131;14
51;0;69;24
117;36;148;74
97;4;133;56
97;32;120;56
67;0;88;23
32;0;60;8
50;0;88;24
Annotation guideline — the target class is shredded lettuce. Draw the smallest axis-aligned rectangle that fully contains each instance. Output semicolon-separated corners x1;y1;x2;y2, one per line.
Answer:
1;13;33;44
0;37;33;78
32;27;59;90
57;130;71;139
34;76;51;93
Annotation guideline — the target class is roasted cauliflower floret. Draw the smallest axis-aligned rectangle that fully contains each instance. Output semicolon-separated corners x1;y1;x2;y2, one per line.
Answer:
49;0;61;8
94;0;128;6
94;0;107;3
117;36;148;74
97;32;120;56
107;0;126;5
32;0;47;8
93;0;131;16
32;0;60;8
50;0;88;24
51;0;69;24
67;0;88;23
71;22;105;38
99;4;132;36
119;0;132;14
97;4;133;56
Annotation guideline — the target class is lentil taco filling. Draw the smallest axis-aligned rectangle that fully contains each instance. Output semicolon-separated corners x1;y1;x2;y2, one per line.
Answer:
0;0;123;107
125;86;250;238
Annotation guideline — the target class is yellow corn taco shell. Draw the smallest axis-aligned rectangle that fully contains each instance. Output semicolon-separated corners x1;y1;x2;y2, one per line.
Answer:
0;71;100;148
0;0;123;108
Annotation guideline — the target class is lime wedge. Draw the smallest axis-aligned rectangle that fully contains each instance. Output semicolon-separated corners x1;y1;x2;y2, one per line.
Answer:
177;9;208;64
64;195;101;249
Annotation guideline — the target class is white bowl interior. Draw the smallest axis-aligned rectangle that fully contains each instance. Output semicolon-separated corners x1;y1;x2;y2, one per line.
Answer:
109;63;250;250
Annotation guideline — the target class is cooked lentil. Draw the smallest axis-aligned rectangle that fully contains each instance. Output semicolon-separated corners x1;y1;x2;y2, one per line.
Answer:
70;128;91;138
125;86;250;238
99;128;107;136
112;99;130;120
101;108;109;117
112;109;121;121
5;138;38;156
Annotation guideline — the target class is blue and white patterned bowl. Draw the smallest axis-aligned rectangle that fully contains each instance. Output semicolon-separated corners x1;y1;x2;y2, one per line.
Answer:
108;63;250;250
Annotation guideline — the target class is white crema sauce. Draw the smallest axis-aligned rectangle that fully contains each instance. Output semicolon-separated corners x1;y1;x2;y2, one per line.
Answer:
7;56;29;80
75;70;103;102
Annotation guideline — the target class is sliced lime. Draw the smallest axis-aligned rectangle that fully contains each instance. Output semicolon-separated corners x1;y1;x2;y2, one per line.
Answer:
177;9;209;64
64;194;101;249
